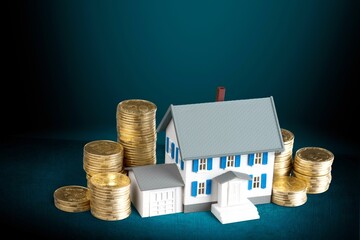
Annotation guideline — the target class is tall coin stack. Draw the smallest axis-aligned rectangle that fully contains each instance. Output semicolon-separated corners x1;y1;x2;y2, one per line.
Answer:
88;172;131;221
83;140;124;187
116;99;157;167
274;128;294;176
292;147;334;194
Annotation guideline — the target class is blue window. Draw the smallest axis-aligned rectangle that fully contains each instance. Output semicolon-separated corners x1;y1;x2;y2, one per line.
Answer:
248;174;253;190
248;154;254;166
206;180;212;195
261;173;267;189
207;158;213;170
171;142;175;159
192;159;199;172
191;181;198;197
181;159;184;170
220;156;226;169
262;152;268;165
166;137;169;153
175;147;179;163
235;155;241;167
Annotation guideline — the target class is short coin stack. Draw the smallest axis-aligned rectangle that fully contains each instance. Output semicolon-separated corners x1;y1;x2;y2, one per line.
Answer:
116;99;157;167
272;176;308;207
88;172;131;221
292;147;334;194
83;140;124;187
274;128;294;176
53;185;90;212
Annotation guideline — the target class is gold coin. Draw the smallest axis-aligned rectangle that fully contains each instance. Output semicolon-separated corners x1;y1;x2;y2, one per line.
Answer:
84;140;123;156
295;147;334;163
281;128;294;143
272;176;307;193
90;172;130;189
117;99;157;115
54;185;89;204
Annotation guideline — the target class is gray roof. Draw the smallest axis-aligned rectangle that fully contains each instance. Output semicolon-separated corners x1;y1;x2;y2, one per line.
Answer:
213;171;251;184
157;96;284;160
126;163;184;191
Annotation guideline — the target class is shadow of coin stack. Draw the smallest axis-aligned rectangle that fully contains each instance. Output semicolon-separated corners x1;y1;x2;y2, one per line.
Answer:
116;99;157;167
292;147;334;194
274;128;294;177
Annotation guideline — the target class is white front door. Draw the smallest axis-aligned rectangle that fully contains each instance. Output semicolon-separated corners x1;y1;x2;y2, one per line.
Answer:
227;180;241;206
149;189;176;217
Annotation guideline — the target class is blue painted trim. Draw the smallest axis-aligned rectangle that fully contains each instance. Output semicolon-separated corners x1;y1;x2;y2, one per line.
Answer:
191;181;198;197
235;155;241;167
175;147;179;163
248;154;254;166
248;174;253;190
206;180;212;195
261;173;267;189
262;152;268;165
171;142;175;159
220;156;226;169
207;158;213;170
192;159;199;172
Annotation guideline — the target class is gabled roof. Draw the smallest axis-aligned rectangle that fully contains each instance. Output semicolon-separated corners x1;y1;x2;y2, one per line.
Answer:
213;171;251;184
126;163;184;191
157;96;284;160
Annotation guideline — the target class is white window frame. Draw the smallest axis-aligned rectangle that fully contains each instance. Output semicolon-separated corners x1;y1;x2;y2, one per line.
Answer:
198;182;206;196
199;158;207;171
253;176;260;189
227;155;235;167
255;153;262;165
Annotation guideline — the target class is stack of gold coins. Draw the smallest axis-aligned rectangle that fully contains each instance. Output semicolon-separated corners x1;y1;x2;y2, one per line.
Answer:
83;140;124;187
116;99;157;167
272;176;307;207
292;147;334;194
274;128;295;176
89;172;131;221
53;185;90;212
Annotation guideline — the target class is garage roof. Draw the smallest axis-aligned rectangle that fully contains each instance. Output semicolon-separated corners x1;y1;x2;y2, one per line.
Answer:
126;163;184;191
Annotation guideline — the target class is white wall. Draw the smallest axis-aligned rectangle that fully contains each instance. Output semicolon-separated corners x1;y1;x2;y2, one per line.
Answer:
165;119;185;181
165;118;275;207
183;152;275;206
128;171;145;217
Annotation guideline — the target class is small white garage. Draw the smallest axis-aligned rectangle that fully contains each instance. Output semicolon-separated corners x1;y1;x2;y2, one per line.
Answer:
126;163;184;218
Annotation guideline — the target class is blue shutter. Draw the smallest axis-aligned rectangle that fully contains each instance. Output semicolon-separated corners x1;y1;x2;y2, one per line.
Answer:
166;137;169;153
207;158;213;170
248;174;253;190
220;156;226;169
191;181;198;197
192;159;198;172
175;147;179;163
171;142;175;159
262;152;268;165
206;180;212;195
235;155;241;167
181;159;184;170
261;173;267;189
248;154;254;166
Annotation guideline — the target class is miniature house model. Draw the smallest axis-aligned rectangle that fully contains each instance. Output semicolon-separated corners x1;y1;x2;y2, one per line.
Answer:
127;92;284;224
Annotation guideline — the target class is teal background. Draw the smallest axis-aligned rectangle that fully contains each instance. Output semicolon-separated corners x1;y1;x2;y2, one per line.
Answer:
4;0;358;145
3;1;359;239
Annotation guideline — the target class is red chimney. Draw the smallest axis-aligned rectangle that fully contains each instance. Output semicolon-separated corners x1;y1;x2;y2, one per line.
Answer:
216;86;226;101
